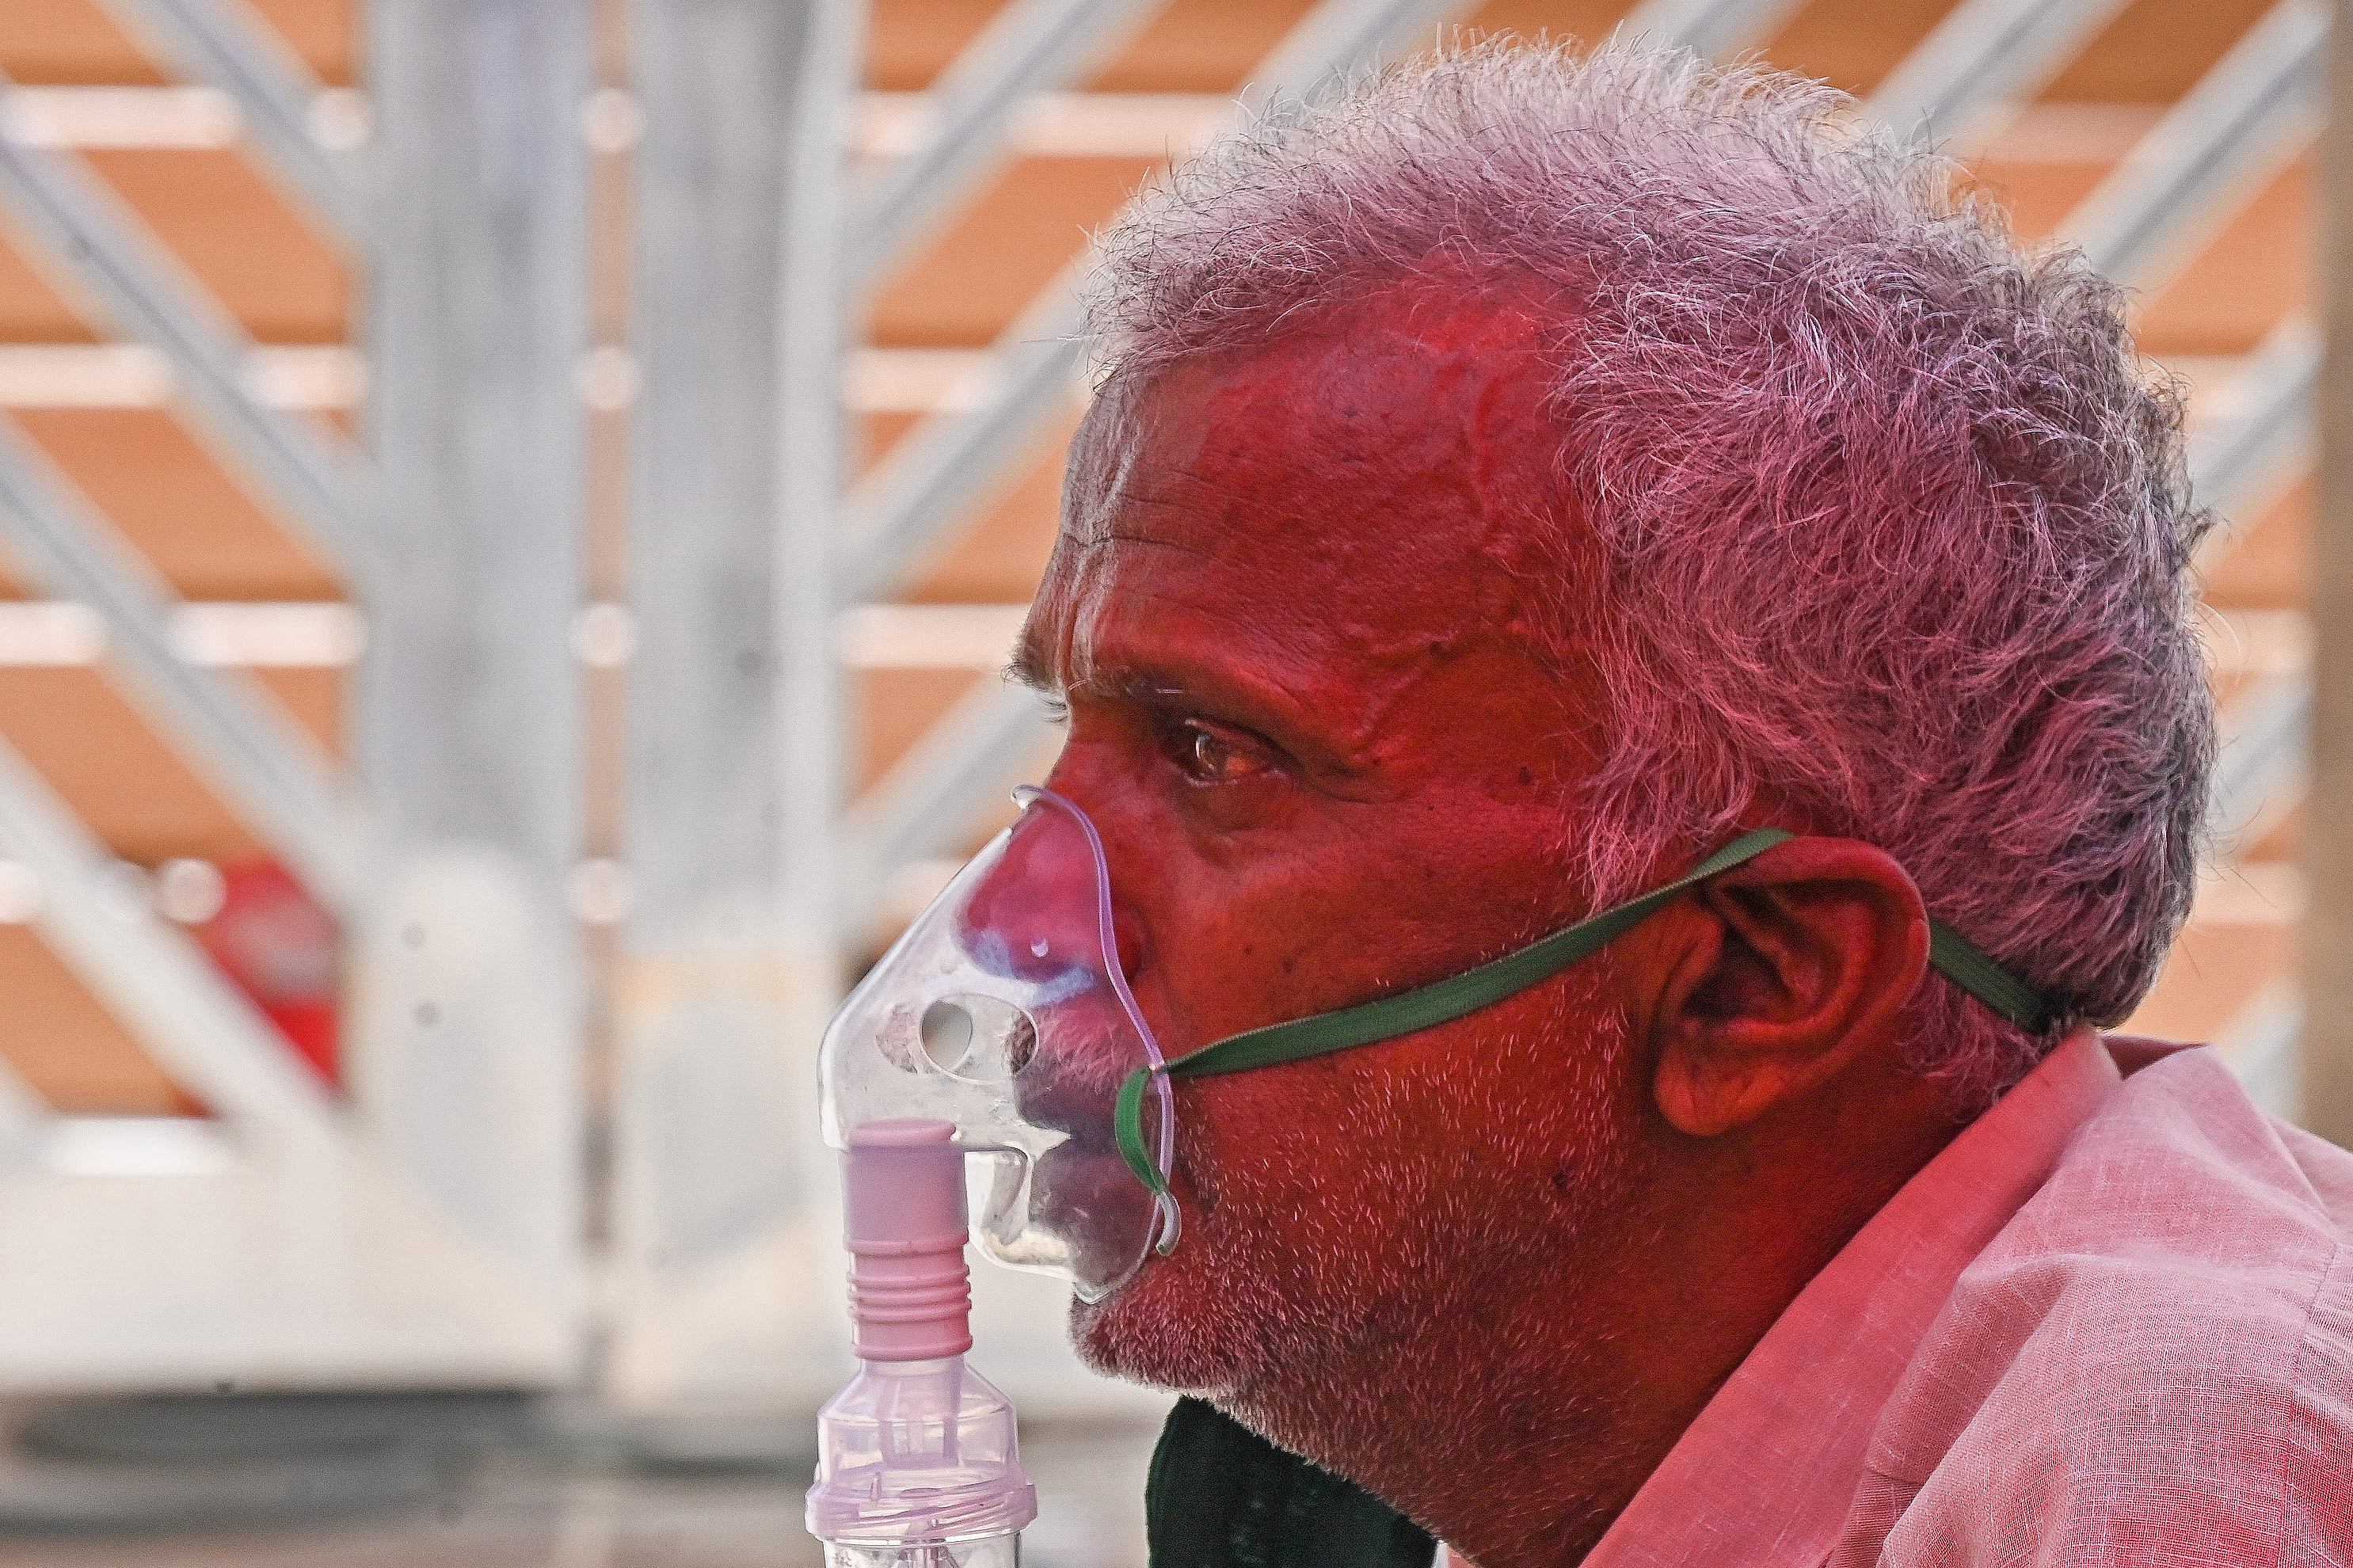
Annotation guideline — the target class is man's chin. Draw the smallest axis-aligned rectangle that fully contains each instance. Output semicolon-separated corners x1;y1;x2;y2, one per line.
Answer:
1068;1246;1271;1399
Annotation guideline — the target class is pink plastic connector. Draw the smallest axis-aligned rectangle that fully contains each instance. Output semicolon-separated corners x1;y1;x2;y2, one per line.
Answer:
844;1118;973;1361
811;1121;1036;1555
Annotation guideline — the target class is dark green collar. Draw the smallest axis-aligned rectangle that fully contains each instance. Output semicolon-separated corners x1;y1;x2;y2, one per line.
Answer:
1146;1397;1434;1568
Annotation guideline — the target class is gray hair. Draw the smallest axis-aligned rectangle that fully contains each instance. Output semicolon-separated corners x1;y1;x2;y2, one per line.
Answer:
1079;40;2214;1106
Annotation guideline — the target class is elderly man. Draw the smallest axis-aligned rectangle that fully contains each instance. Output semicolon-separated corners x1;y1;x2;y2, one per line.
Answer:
1004;42;2351;1567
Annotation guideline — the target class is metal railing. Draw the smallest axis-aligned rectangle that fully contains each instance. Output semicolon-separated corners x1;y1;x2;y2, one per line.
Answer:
0;419;365;911
97;0;364;242
0;70;371;584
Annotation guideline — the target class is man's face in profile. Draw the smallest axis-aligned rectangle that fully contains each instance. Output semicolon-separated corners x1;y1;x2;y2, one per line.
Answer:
1016;295;1660;1410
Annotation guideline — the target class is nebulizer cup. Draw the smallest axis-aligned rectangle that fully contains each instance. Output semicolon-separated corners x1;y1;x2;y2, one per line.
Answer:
805;1120;1037;1566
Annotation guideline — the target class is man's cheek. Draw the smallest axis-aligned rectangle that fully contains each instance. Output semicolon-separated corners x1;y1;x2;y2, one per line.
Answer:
1148;890;1418;1052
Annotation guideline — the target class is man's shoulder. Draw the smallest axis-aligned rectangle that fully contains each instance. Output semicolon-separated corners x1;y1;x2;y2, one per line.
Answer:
1986;1043;2350;1295
1840;1046;2353;1563
1934;1044;2353;1449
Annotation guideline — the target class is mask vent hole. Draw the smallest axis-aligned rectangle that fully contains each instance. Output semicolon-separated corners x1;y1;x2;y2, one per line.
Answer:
921;994;1038;1080
920;1000;974;1072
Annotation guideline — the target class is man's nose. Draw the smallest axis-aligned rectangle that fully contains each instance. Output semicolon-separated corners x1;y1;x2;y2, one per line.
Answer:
958;815;1094;981
1034;753;1150;984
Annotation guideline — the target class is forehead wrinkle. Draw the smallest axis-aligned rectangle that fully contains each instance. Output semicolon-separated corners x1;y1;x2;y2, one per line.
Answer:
1079;460;1266;550
1095;527;1217;560
1045;303;1578;767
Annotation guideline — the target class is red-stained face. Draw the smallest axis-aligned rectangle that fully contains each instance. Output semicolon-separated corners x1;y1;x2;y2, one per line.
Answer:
1017;291;1658;1406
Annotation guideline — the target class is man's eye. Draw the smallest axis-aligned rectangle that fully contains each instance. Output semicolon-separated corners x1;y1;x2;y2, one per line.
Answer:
1165;719;1275;783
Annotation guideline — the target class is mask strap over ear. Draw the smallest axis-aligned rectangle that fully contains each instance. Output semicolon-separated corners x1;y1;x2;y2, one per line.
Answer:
1114;828;2052;1200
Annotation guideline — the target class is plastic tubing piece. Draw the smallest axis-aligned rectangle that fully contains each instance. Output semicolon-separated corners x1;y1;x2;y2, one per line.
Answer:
844;1118;973;1361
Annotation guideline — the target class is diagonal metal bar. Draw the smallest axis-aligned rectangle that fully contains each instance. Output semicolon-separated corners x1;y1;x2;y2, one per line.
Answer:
2184;325;2324;877
851;0;1165;294
97;0;363;243
0;1052;49;1166
0;69;371;588
841;268;1085;604
843;0;1476;892
0;416;364;913
2189;318;2318;572
1864;0;2134;148
841;677;1062;941
2211;976;2301;1119
843;0;1468;605
2209;672;2310;855
2062;0;2326;288
1614;0;1809;59
1237;0;1466;110
2177;322;2324;886
0;730;337;1136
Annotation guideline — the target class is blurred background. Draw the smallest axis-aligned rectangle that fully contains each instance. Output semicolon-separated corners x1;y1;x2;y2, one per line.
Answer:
0;0;2337;1561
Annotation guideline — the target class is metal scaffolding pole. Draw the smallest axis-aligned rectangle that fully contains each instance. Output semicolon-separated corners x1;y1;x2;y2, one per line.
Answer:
850;0;1163;290
0;416;367;912
1865;0;2133;147
2065;0;2325;289
354;0;592;1311
0;70;372;584
2307;0;2353;1144
96;0;364;243
612;0;863;1409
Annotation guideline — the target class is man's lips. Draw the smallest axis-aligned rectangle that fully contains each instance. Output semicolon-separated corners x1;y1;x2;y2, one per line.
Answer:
1011;1040;1144;1150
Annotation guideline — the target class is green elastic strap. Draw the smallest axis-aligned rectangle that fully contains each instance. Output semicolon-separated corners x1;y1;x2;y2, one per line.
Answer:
1113;829;2051;1194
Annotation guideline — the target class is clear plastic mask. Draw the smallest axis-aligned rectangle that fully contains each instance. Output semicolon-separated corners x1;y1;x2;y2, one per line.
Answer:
821;786;1178;1302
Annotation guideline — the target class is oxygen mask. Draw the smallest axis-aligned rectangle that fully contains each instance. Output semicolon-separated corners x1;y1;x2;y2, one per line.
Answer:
820;786;1178;1303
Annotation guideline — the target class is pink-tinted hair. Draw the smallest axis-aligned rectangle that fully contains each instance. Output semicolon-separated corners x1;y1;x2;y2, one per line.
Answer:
1081;41;2214;1106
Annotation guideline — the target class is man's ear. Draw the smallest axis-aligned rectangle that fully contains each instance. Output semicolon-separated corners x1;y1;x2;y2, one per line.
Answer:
1649;837;1929;1138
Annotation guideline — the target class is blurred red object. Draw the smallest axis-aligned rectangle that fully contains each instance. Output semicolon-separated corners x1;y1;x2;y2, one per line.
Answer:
201;860;340;1087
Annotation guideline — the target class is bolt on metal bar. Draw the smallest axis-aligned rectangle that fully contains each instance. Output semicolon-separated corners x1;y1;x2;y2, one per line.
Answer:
1866;0;2135;147
0;69;371;588
0;414;366;914
1613;0;1808;59
0;730;337;1137
97;0;364;243
2064;0;2327;287
851;0;1165;293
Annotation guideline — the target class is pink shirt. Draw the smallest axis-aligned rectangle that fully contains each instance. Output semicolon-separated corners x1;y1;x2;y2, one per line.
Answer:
1445;1030;2353;1565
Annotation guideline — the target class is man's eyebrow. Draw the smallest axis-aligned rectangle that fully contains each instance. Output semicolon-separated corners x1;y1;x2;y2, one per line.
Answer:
1007;628;1057;693
1007;636;1207;714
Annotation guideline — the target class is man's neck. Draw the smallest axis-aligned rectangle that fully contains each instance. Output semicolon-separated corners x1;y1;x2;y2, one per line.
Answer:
1232;1076;1965;1566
